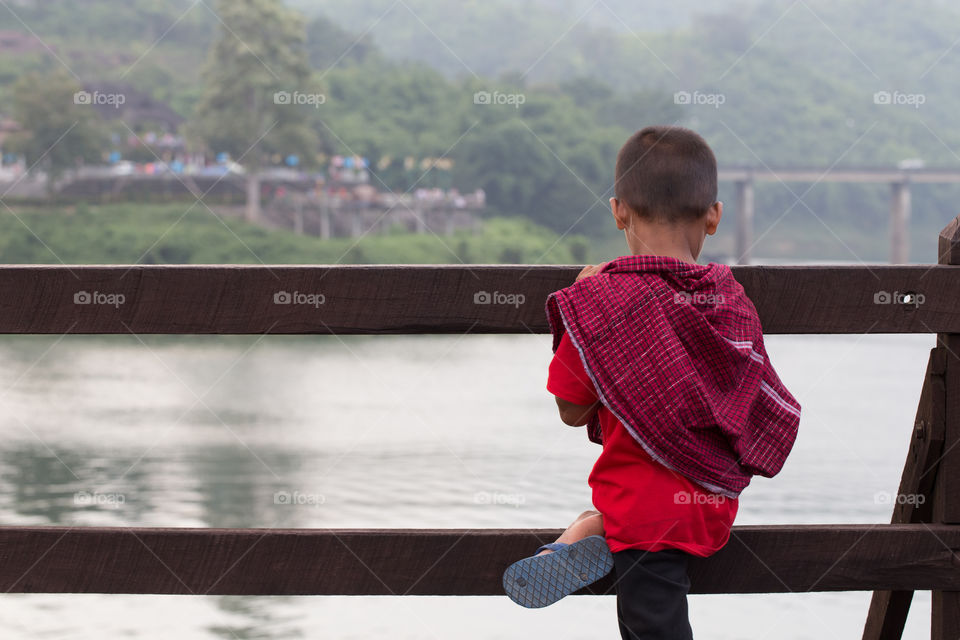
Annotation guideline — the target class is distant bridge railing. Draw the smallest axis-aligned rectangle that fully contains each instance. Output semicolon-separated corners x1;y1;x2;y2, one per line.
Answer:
2;217;960;640
718;166;960;265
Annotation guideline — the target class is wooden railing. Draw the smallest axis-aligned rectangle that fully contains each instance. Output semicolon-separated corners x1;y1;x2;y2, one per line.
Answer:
2;217;960;640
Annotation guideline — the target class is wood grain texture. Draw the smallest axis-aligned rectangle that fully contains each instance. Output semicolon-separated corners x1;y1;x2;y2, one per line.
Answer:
0;264;957;335
933;217;960;640
934;335;960;527
933;591;960;640
1;525;959;595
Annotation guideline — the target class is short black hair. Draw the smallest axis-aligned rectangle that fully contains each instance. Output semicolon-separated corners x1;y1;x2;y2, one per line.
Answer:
614;126;718;222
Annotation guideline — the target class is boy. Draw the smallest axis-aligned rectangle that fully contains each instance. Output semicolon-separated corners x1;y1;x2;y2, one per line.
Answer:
503;126;801;639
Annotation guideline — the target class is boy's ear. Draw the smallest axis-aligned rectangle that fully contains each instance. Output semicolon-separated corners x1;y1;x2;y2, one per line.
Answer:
704;201;723;236
611;197;628;230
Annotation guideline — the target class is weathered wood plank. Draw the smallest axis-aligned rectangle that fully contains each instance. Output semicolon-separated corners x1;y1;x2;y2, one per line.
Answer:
0;264;956;335
934;336;960;527
933;591;960;639
938;217;960;267
863;348;946;640
0;525;959;595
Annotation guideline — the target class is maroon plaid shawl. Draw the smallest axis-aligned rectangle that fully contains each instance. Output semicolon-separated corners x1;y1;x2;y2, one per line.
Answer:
546;255;801;497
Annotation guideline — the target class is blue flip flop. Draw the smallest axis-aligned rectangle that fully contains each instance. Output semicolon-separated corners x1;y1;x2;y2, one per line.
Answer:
502;535;614;608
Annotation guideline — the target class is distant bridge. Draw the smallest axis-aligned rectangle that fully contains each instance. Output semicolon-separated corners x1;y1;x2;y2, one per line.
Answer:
719;167;960;264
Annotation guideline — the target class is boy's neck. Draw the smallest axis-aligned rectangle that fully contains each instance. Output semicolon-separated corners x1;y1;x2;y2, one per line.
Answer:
624;223;701;265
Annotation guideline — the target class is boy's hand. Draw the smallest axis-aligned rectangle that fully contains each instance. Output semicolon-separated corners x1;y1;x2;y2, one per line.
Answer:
576;263;606;282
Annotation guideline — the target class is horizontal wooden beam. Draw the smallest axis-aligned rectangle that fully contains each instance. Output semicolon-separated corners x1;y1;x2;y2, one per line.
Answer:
0;264;956;335
0;525;958;595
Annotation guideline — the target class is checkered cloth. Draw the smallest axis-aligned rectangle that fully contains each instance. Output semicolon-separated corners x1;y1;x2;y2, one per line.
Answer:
546;255;801;497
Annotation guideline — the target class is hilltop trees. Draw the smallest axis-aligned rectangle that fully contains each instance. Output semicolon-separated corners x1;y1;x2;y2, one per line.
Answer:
6;71;105;193
188;0;318;222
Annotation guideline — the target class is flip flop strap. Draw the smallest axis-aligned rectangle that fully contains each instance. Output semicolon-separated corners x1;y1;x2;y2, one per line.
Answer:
534;541;569;554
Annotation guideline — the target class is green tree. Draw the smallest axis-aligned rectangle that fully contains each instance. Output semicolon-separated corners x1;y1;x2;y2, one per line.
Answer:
6;70;105;193
451;89;626;235
188;0;318;222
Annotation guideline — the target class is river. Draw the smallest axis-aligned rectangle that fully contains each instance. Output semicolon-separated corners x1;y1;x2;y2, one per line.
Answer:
0;332;935;639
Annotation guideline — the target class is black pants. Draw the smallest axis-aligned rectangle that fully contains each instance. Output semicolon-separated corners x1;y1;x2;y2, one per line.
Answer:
612;548;693;640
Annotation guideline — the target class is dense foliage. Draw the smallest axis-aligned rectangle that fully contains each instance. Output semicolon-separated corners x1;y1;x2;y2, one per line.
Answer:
0;204;587;264
2;0;960;261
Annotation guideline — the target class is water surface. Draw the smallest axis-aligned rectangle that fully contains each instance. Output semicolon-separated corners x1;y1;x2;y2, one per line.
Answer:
0;333;936;639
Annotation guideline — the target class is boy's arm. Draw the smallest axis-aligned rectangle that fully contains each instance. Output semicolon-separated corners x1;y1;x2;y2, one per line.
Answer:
555;397;600;426
547;265;607;429
548;332;602;426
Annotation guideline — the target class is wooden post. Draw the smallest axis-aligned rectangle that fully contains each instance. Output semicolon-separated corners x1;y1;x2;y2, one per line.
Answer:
320;204;331;239
891;181;912;264
735;177;755;265
350;208;362;237
864;214;960;639
933;215;960;640
293;195;304;235
415;204;426;234
245;172;261;223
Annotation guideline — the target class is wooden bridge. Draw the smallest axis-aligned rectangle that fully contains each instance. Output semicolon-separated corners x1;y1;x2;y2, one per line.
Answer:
720;166;960;265
2;217;960;639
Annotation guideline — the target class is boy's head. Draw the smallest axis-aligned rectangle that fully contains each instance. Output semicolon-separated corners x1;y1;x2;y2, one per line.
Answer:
611;126;722;261
614;125;718;222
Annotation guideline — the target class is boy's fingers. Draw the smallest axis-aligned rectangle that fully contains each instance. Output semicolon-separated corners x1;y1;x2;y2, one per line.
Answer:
576;263;607;281
576;265;598;281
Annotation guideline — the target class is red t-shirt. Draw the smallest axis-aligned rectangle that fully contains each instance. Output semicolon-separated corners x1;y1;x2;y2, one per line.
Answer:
547;332;738;556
